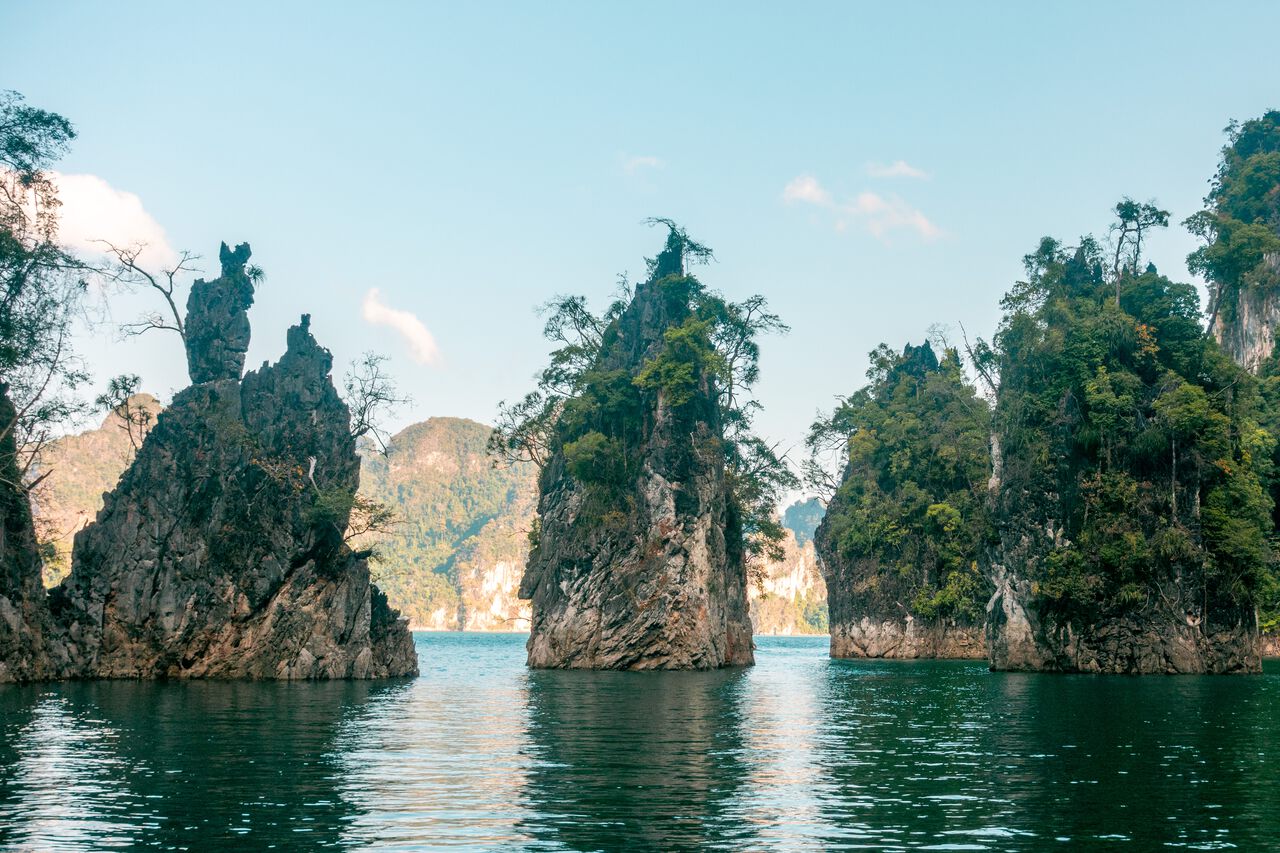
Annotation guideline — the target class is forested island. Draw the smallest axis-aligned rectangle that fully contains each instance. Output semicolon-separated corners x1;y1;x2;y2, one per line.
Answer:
3;87;1280;679
809;111;1280;673
490;225;795;668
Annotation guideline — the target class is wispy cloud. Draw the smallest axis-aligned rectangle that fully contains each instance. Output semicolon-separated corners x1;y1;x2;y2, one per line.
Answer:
865;160;929;179
782;174;832;206
782;174;940;240
361;289;441;365
622;154;664;174
52;172;176;265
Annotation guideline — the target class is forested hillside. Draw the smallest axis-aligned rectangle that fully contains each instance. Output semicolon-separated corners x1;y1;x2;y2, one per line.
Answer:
357;417;536;630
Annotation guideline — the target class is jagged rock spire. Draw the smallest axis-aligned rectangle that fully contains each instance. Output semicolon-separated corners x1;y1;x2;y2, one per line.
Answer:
184;241;255;384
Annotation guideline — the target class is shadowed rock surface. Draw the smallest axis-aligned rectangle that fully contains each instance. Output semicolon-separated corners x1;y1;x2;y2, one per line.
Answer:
986;562;1259;674
184;242;255;384
985;456;1259;675
520;235;753;670
0;385;58;682
51;308;417;678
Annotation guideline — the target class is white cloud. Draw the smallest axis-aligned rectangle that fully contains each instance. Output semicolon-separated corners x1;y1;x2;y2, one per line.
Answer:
866;160;929;179
52;172;176;266
782;174;832;206
622;154;664;174
361;288;441;365
782;174;940;240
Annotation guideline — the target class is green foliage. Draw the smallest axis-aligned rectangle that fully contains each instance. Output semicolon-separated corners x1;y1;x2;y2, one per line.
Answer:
1;91;91;489
808;341;992;623
995;214;1274;619
633;317;724;406
359;417;535;628
1186;110;1280;324
562;430;624;484
799;592;829;633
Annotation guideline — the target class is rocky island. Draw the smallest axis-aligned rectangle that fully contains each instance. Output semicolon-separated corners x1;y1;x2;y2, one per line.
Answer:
2;243;417;681
496;225;793;669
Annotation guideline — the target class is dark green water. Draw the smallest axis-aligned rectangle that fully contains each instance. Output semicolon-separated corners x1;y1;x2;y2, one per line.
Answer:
0;634;1277;851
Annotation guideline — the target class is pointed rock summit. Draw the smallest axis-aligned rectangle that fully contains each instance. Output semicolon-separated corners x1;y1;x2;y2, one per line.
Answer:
520;231;754;670
185;241;256;384
52;301;417;678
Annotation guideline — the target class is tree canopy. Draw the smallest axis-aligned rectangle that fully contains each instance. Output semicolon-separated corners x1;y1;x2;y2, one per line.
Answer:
0;90;87;485
994;217;1273;621
1186;110;1280;328
808;341;992;623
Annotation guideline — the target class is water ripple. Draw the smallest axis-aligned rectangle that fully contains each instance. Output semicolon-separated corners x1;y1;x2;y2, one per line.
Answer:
1;635;1278;851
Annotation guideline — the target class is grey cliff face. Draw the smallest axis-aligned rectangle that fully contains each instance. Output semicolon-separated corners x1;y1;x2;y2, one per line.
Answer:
1210;254;1280;372
519;238;754;670
184;241;255;384
51;310;418;679
0;241;416;681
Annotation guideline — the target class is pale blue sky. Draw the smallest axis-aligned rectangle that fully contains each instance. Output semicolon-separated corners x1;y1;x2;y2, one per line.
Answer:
6;2;1280;483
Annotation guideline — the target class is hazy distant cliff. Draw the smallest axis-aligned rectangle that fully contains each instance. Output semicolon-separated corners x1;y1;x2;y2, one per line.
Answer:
748;529;827;636
28;394;161;586
35;418;825;636
357;417;535;631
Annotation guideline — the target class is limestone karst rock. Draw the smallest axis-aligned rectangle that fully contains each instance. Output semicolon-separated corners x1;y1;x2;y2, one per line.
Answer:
1209;254;1280;372
746;530;828;636
28;392;161;586
985;524;1260;674
355;417;536;631
0;240;419;681
982;244;1263;675
185;241;255;384
519;233;754;669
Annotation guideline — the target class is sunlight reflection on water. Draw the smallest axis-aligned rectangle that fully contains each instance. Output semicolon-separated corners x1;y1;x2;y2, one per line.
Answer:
0;634;1278;851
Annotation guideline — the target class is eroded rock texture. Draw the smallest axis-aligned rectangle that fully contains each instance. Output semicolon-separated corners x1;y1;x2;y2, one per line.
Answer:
0;241;418;681
0;384;59;682
831;618;984;660
519;237;753;669
185;242;255;384
817;498;986;661
51;309;416;678
1210;254;1280;372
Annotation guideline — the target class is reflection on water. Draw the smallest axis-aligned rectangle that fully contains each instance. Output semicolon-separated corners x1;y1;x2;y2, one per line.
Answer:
0;679;407;849
521;665;752;850
1;634;1278;851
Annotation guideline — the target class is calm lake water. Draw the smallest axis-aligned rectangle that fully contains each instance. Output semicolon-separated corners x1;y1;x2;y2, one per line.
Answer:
0;633;1278;851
